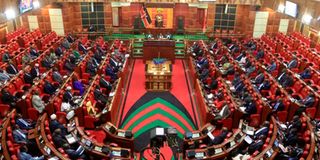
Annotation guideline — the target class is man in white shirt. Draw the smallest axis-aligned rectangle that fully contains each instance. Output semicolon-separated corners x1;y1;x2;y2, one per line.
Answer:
31;91;45;113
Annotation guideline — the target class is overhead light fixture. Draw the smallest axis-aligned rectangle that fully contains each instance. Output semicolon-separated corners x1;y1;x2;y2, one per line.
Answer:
302;14;313;24
277;4;285;13
4;8;16;20
225;4;229;14
33;1;40;9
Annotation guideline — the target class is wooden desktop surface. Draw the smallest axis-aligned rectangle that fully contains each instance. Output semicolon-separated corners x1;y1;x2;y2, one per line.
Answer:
143;40;175;62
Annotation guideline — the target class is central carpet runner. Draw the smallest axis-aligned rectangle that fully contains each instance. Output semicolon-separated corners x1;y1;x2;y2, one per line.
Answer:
120;92;196;158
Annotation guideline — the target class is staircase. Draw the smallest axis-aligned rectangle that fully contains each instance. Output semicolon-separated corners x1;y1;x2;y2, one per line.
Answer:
132;35;145;57
173;35;185;58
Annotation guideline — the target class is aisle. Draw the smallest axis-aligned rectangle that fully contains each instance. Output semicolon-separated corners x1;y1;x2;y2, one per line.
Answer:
117;59;198;155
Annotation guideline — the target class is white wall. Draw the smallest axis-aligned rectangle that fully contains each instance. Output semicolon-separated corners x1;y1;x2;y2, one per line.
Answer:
27;16;39;31
279;19;289;34
253;11;269;38
49;9;65;36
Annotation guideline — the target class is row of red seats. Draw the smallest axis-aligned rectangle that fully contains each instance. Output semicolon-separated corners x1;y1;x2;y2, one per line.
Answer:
5;27;28;43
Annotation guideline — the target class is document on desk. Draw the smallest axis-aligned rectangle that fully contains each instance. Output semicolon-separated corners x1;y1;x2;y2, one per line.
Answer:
192;133;200;138
48;156;59;160
195;152;205;158
112;151;121;157
65;134;77;144
244;136;253;144
117;132;125;137
215;148;223;154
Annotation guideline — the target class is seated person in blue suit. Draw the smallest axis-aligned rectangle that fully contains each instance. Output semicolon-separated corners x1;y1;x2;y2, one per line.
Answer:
105;64;118;81
253;72;265;84
15;114;35;130
299;68;312;79
78;41;88;54
49;114;67;135
254;121;270;139
258;80;271;91
299;93;316;107
287;58;298;69
271;98;285;112
256;49;264;60
266;61;277;73
29;45;40;59
43;80;57;95
243;97;257;115
19;145;44;160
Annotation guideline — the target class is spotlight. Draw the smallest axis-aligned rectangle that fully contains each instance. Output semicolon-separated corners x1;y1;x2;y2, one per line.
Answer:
5;8;16;20
302;14;313;24
277;4;285;13
33;1;40;9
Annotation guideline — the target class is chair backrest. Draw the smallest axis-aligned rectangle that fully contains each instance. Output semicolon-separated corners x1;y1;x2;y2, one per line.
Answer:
27;108;39;121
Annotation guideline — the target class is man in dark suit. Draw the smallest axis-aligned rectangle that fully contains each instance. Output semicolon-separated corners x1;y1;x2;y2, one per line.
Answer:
258;80;271;91
299;68;312;79
94;86;108;105
29;45;39;58
52;128;68;148
248;135;265;154
256;49;264;60
300;93;316;107
272;99;285;111
64;59;75;73
43;80;57;95
63;86;73;103
284;128;299;146
1;88;17;107
6;61;18;75
287;58;298;69
41;55;54;69
31;63;40;79
15;114;34;130
244;98;257;115
266;61;277;73
78;41;88;54
199;68;209;82
100;76;112;91
254;121;270;139
2;51;11;63
86;59;98;76
62;144;87;159
13;124;28;144
205;77;218;91
55;45;64;57
253;72;265;84
209;127;229;145
52;67;63;84
19;145;44;160
105;65;118;81
23;70;34;85
288;116;302;133
49;114;67;135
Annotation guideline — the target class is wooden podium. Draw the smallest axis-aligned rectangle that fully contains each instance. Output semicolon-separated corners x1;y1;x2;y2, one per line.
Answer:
143;40;175;62
145;60;172;91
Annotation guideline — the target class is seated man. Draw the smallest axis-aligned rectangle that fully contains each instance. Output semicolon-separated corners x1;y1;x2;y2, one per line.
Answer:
253;72;265;84
256;49;264;60
62;144;87;159
52;67;63;84
94;86;108;106
86;59;98;76
299;93;316;107
64;59;76;73
31;63;41;79
15;114;35;130
271;98;285;112
99;76;112;92
19;145;44;160
0;69;10;83
41;55;54;69
243;98;257;115
287;58;298;69
55;45;64;57
254;121;270;139
6;61;19;75
29;45;40;59
24;69;34;85
61;38;71;49
31;91;45;113
13;124;28;144
43;80;57;95
105;65;118;81
299;68;312;79
266;61;277;73
49;114;67;135
22;52;32;66
257;80;271;91
2;50;11;63
52;128;68;148
1;88;17;107
78;41;88;54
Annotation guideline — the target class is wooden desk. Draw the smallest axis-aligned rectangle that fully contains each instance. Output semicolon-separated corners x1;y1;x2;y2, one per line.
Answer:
143;40;175;62
145;60;172;91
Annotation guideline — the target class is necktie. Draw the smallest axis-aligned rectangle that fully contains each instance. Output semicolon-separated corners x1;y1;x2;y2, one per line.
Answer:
11;65;17;73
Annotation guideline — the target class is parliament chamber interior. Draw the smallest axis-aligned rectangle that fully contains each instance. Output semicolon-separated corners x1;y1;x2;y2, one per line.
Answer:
1;0;320;159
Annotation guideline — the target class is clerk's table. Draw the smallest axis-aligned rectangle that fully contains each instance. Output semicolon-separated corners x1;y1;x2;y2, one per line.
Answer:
143;40;175;62
145;60;172;91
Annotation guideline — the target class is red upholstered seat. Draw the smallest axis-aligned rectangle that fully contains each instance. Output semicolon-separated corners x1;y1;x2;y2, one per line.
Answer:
84;116;96;129
27;108;39;121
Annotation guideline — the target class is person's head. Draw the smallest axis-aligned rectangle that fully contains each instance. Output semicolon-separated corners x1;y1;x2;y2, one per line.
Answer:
263;121;270;127
293;115;300;121
54;128;61;134
50;114;57;120
62;143;70;149
35;63;39;68
96;85;100;90
222;127;228;132
33;90;39;95
50;48;54;53
53;67;58;72
66;86;72;91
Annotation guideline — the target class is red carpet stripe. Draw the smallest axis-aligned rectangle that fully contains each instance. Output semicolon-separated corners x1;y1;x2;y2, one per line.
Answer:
121;59;147;122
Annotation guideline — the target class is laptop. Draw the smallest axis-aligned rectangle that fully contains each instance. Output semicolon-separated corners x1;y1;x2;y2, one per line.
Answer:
75;145;85;155
65;134;77;144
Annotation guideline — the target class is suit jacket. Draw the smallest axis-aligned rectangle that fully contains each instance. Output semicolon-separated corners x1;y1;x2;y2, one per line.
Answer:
63;91;73;102
49;120;67;135
6;64;18;75
248;140;264;154
19;152;44;160
273;100;285;111
73;81;85;95
0;72;10;82
13;129;27;144
53;134;68;148
254;73;265;84
52;71;63;83
1;91;16;105
86;62;97;76
282;76;294;88
254;127;269;139
99;78;112;90
65;148;86;159
245;102;257;114
24;73;34;85
256;50;264;59
55;47;63;57
302;96;315;107
288;59;298;69
2;53;10;62
300;69;311;79
94;89;108;104
41;58;53;68
32;95;45;113
30;48;39;58
44;82;56;95
31;67;40;79
64;61;75;72
105;66;117;80
78;44;87;53
267;62;277;73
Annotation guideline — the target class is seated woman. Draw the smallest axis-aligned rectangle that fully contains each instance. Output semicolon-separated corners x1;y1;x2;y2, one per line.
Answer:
72;76;85;96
